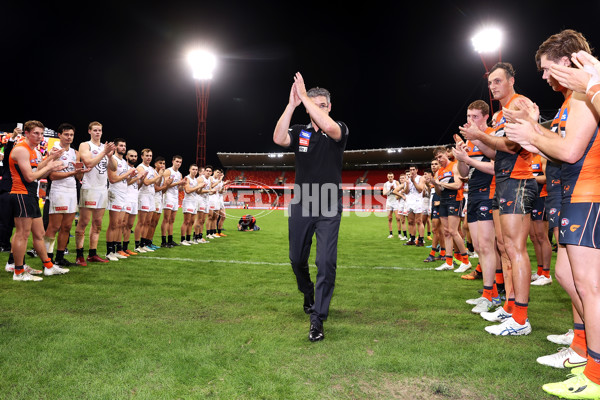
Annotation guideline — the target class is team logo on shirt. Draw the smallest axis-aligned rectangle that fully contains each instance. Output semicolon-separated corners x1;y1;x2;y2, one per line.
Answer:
570;224;581;232
561;218;569;227
480;206;488;212
549;208;557;215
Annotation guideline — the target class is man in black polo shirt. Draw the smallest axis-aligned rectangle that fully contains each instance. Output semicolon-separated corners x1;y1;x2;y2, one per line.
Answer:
273;72;349;342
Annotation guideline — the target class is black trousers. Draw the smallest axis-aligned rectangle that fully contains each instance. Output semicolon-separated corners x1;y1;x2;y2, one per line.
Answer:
0;191;14;250
288;200;342;325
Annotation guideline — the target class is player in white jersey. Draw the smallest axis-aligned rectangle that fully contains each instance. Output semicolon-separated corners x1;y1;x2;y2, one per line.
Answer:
383;172;402;238
403;165;426;246
160;155;186;246
122;149;145;255
105;138;137;261
215;169;229;237
43;123;87;267
392;174;408;240
206;169;224;239
149;157;169;249
134;149;164;252
421;169;433;240
75;121;117;266
180;164;201;244
194;166;212;243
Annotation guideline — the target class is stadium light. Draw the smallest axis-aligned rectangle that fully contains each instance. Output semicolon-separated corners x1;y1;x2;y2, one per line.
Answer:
471;28;502;54
188;50;216;166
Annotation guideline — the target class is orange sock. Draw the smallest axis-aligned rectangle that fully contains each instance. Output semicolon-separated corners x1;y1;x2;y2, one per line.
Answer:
43;258;53;269
570;323;587;358
542;268;551;278
537;265;543;275
495;269;504;285
512;302;528;325
440;248;446;257
429;249;436;257
504;298;515;314
445;256;453;266
461;253;469;265
482;286;493;301
584;349;600;385
476;263;482;273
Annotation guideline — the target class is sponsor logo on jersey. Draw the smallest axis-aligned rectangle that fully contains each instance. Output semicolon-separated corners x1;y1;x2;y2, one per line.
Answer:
85;201;97;206
55;206;68;211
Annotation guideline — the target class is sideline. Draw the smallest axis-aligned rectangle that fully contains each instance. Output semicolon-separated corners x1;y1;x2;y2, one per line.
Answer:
136;256;431;271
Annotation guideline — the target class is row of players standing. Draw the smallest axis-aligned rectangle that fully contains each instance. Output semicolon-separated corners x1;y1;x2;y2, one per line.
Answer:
386;28;600;399
1;120;228;281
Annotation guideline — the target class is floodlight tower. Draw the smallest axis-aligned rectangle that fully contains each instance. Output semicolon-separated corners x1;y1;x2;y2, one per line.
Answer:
188;50;216;167
472;27;502;114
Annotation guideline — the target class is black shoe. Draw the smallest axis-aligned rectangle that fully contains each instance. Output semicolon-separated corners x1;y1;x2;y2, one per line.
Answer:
27;248;38;257
169;241;180;247
403;240;416;246
303;292;314;314
0;246;10;253
309;323;324;342
416;241;425;247
64;248;69;255
423;255;436;263
160;242;169;248
55;258;75;267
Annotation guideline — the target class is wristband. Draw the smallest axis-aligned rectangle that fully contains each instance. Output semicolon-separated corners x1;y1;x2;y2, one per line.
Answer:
587;83;600;102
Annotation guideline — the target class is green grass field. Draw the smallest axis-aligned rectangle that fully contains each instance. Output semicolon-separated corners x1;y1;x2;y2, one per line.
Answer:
0;209;573;399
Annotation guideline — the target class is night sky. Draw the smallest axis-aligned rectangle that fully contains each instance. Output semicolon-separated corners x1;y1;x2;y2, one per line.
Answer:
3;1;600;169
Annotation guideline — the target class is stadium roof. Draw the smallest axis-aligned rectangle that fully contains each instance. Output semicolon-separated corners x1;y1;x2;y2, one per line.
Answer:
218;145;448;170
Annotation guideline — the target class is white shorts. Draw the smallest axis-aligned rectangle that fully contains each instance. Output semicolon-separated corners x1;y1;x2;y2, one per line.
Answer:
48;187;78;214
125;200;138;215
406;198;423;214
108;189;127;212
163;195;179;212
138;193;154;213
197;196;209;214
386;198;400;212
182;199;198;214
209;196;221;211
79;187;108;209
154;193;163;214
421;197;431;216
398;200;408;216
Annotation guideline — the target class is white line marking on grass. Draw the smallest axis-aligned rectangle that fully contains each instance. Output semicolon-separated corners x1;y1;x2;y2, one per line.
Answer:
136;256;430;271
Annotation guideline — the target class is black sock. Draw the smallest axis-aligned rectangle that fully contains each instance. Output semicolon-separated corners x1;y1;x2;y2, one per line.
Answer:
389;231;393;235
77;248;84;258
123;241;129;251
8;253;14;264
56;250;65;260
135;241;140;249
181;236;185;242
168;235;173;243
89;248;97;257
116;242;122;252
403;231;407;237
161;236;167;244
186;235;191;241
48;252;54;261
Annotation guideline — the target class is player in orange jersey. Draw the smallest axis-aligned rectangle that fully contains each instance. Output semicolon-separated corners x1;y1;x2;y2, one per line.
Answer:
9;120;68;281
504;30;600;398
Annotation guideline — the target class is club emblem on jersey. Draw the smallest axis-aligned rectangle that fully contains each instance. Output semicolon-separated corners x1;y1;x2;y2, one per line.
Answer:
549;208;557;215
561;218;569;227
570;224;581;232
